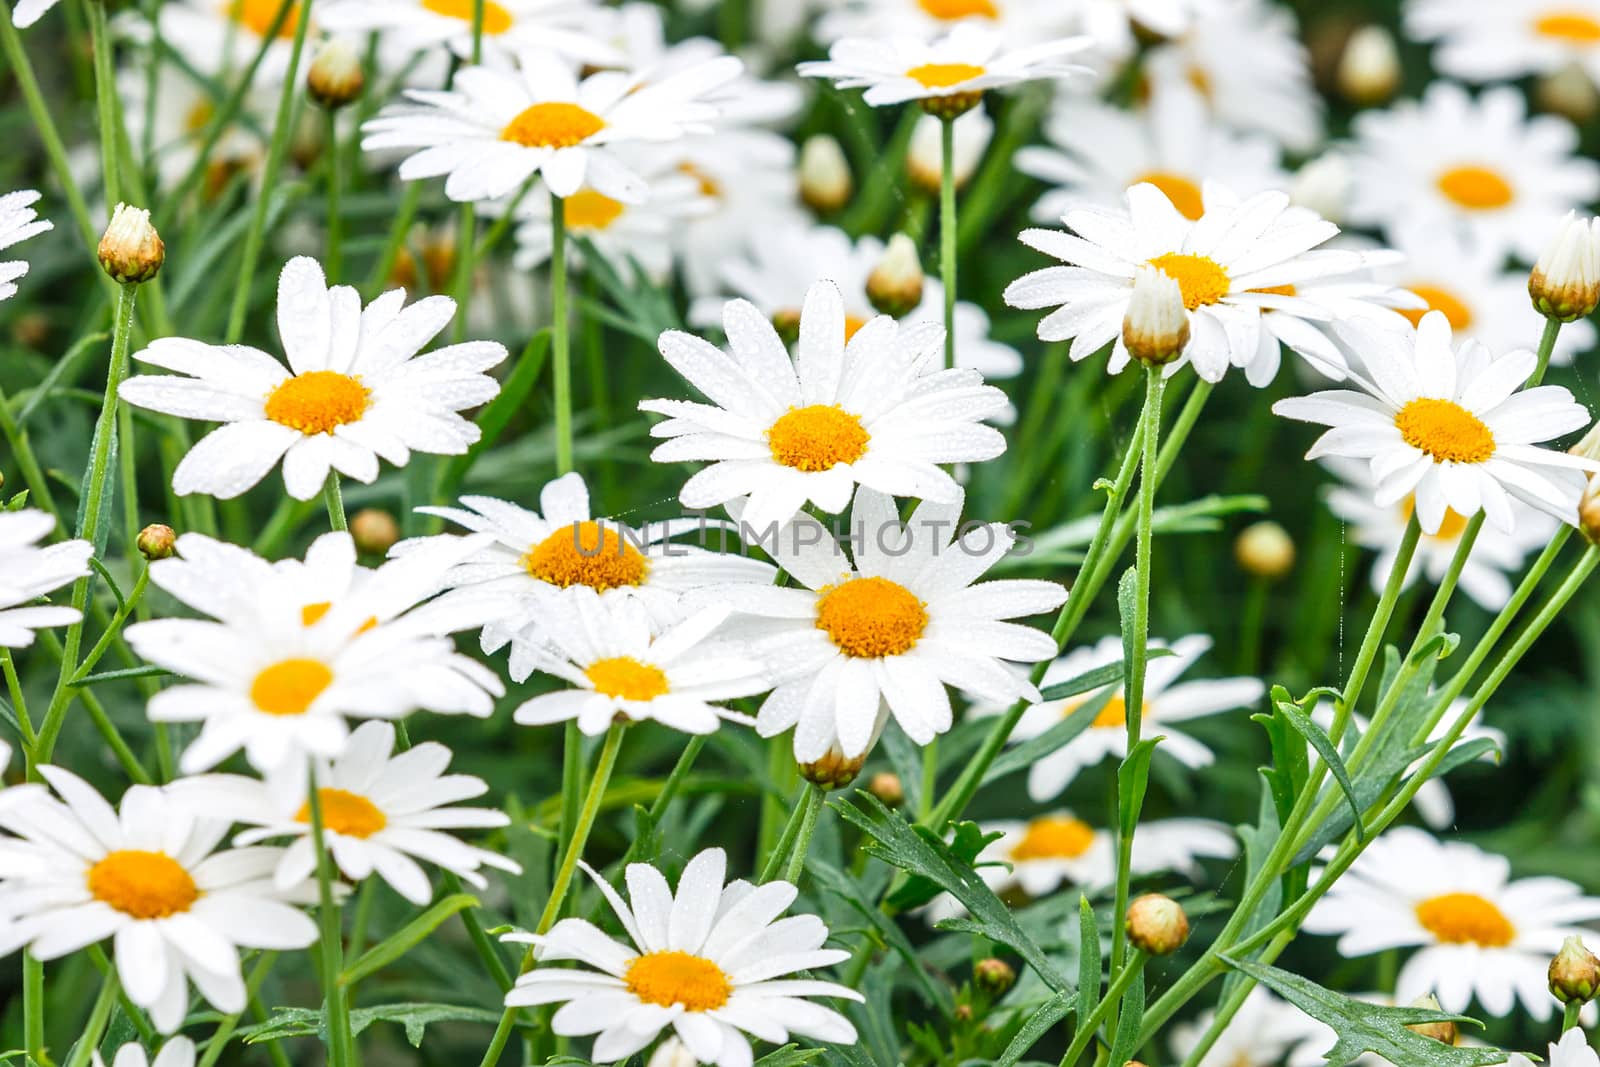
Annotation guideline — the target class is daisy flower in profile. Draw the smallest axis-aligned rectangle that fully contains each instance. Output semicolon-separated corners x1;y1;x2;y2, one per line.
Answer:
512;589;769;736
11;0;61;27
361;49;741;204
1169;988;1329;1067
1005;634;1263;800
0;511;91;649
0;190;51;300
118;257;505;502
319;0;620;66
170;721;518;906
1405;0;1600;88
799;23;1092;115
1510;1029;1600;1067
504;847;860;1064
646;282;1011;532
93;1038;195;1067
1347;83;1600;263
1303;827;1600;1019
0;767;318;1033
816;0;1076;45
711;487;1066;762
1273;312;1599;535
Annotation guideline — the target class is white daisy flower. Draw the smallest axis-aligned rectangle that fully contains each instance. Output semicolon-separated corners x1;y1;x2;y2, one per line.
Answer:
157;0;314;85
11;0;60;27
645;281;1011;533
673;129;808;299
503;847;861;1066
1169;987;1331;1067
1405;0;1600;89
708;487;1066;762
1005;634;1263;801
0;510;91;649
1347;83;1600;264
1322;456;1559;611
0;767;318;1033
907;105;992;194
118;256;506;502
318;0;621;67
798;23;1092;111
1015;85;1288;224
93;1037;195;1067
511;589;770;737
815;0;1077;47
1273;311;1599;535
1303;827;1600;1020
1510;1029;1600;1067
1070;0;1221;57
0;189;51;301
1004;182;1374;383
119;65;274;194
360;49;742;204
169;721;519;906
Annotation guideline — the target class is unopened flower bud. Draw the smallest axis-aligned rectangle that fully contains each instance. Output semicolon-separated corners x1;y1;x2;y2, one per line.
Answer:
647;1038;697;1067
1571;419;1600;463
1126;894;1188;955
1290;153;1351;225
1404;994;1458;1045
1530;212;1600;322
908;108;991;196
1123;266;1189;367
136;524;176;561
973;957;1015;996
1550;935;1600;1005
771;308;802;346
350;508;400;556
98;204;164;284
921;89;983;120
308;36;365;110
1538;62;1600;127
799;135;852;215
1337;25;1400;107
800;746;866;790
867;771;904;807
1235;521;1295;580
867;234;924;318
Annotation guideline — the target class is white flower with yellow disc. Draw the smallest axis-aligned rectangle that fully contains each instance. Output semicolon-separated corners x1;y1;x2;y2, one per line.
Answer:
1405;0;1600;89
0;510;91;649
815;0;1076;47
319;0;621;66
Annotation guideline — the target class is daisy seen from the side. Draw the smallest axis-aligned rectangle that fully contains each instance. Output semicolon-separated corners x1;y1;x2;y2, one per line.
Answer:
0;510;91;649
93;1038;195;1067
1509;1029;1600;1067
1405;0;1600;89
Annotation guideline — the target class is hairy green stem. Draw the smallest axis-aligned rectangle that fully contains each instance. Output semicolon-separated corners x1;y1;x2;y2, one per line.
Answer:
324;471;348;532
940;114;956;371
1058;951;1148;1067
308;767;355;1067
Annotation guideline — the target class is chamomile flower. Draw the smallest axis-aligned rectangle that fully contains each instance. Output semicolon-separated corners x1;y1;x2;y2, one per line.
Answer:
1509;1030;1600;1067
119;66;273;193
799;23;1093;112
1273;312;1599;535
708;487;1066;762
673;130;808;299
511;590;770;736
815;0;1076;46
93;1038;195;1067
1006;634;1264;800
0;511;91;649
503;847;861;1064
1071;0;1221;56
0;767;318;1033
1303;827;1600;1020
1347;83;1600;263
1169;988;1330;1067
1004;182;1369;383
157;0;314;85
0;189;51;301
118;257;506;502
318;0;621;67
644;281;1011;533
11;0;59;27
1406;0;1600;89
360;49;742;204
169;721;518;906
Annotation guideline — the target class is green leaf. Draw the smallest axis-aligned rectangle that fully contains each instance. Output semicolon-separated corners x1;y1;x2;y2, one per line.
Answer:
993;996;1071;1067
1117;566;1138;671
1219;957;1502;1067
1118;739;1161;842
753;1046;829;1067
809;859;952;1014
886;819;1003;911
239;1003;502;1048
70;665;169;688
1105;970;1144;1067
339;894;479;987
1273;695;1365;841
1076;895;1101;1020
1037;661;1127;703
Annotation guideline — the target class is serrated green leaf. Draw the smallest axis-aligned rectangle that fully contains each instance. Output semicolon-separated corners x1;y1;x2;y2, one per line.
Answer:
754;1045;829;1067
886;820;1003;911
239;1003;502;1048
809;859;952;1014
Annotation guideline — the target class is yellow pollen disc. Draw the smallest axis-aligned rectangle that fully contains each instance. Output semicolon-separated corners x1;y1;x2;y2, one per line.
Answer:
1400;496;1471;541
264;371;371;436
563;189;626;231
421;0;514;34
625;951;732;1012
1134;171;1205;220
1394;397;1496;465
1148;252;1231;310
1010;815;1096;860
296;787;388;838
521;521;650;591
225;0;306;37
88;850;200;919
250;658;334;716
907;62;987;89
1400;283;1475;332
501;102;605;149
1436;165;1515;211
918;0;998;16
1081;693;1151;729
585;656;670;701
844;316;869;340
1535;10;1600;41
767;405;870;472
815;576;929;658
1414;892;1516;946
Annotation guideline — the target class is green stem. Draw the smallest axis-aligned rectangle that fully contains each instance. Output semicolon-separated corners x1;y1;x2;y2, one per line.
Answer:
535;724;625;935
366;181;424;295
1;650;31;745
195;952;280;1067
939;114;956;372
1531;317;1562;388
67;567;151;684
324;471;348;532
613;735;708;871
24;951;44;1067
1057;951;1148;1067
61;972;121;1067
760;783;823;884
551;190;573;474
86;0;120;208
1564;1001;1583;1033
307;767;354;1067
324;108;344;281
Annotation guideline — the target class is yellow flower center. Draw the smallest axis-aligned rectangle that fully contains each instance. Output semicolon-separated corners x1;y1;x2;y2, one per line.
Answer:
88;850;200;919
1395;398;1496;465
1148;252;1231;310
815;576;929;658
1401;496;1472;541
264;371;371;436
918;0;999;17
1400;283;1475;332
1436;165;1515;211
625;951;732;1012
421;0;514;34
585;656;670;701
296;787;388;838
1414;892;1516;947
907;62;987;89
250;658;334;716
1010;815;1096;860
225;0;305;37
1535;10;1600;42
563;190;625;231
1135;171;1205;221
501;102;605;149
773;311;870;342
1079;693;1151;729
521;521;650;591
767;405;870;472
